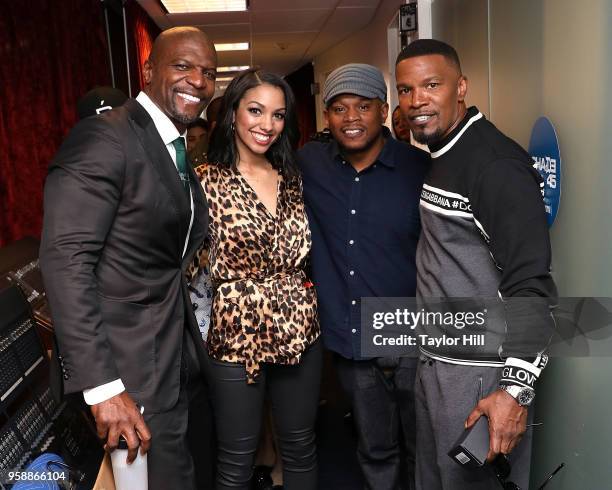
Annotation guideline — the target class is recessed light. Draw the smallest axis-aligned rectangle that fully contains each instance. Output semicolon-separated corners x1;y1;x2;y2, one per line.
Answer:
160;0;248;13
214;42;249;52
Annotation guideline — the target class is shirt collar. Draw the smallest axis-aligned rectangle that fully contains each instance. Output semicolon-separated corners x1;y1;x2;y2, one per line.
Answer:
376;127;397;168
327;126;396;169
135;91;185;144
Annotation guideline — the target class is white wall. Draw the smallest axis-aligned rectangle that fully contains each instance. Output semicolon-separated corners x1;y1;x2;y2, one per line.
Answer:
489;0;543;147
312;0;406;130
538;0;612;295
517;2;612;487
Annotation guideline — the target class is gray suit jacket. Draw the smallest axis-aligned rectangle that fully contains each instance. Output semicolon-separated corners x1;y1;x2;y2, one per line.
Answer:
40;99;208;412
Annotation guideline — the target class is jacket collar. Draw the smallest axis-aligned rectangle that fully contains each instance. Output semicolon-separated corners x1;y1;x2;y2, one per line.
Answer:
428;106;482;158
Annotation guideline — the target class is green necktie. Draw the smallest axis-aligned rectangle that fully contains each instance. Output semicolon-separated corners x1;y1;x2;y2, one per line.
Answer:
172;136;190;198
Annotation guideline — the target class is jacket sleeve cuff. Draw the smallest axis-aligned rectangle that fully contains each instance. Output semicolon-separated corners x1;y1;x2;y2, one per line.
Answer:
83;379;126;405
499;355;548;390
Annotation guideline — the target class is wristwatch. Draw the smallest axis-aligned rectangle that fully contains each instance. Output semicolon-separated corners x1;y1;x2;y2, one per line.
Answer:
501;384;535;406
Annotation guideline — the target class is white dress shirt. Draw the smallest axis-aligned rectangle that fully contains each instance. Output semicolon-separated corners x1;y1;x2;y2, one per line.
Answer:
83;91;194;405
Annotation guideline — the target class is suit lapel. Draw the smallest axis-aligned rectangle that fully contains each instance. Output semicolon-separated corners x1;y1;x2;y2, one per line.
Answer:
124;99;191;246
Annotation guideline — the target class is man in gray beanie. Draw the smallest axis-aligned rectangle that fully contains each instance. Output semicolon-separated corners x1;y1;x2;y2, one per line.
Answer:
298;63;429;489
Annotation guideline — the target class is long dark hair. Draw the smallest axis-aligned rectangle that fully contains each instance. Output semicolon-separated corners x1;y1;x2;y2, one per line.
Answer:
208;68;300;179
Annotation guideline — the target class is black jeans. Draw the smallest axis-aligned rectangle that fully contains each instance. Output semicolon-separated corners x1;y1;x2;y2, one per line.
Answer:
334;355;417;490
204;340;322;490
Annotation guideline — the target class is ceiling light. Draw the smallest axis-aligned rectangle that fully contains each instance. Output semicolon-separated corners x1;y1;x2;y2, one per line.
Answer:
218;65;250;72
215;76;234;81
161;0;248;13
215;42;249;52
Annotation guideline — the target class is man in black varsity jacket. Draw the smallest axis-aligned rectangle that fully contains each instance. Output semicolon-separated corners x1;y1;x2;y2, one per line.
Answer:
395;39;557;489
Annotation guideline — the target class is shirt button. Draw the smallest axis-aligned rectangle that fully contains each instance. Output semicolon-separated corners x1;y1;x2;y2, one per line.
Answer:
352;300;356;305
355;177;360;182
350;209;356;215
349;270;355;276
349;239;354;245
351;328;357;334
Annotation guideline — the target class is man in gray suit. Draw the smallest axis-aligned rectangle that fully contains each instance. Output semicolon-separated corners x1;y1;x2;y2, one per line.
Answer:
40;26;217;489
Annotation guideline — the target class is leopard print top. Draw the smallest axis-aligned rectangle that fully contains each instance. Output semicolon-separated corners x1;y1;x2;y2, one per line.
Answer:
197;163;320;383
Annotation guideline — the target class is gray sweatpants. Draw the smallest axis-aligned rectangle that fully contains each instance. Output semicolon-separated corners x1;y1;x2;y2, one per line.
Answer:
415;356;533;490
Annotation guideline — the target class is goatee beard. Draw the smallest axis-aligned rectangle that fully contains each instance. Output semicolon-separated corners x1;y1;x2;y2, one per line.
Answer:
170;99;204;125
171;110;200;125
412;127;444;145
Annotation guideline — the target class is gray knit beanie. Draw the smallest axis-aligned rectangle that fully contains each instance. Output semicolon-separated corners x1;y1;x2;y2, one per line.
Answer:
323;63;387;106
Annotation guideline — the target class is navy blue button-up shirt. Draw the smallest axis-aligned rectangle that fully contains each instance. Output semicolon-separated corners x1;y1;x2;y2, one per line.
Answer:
298;128;429;359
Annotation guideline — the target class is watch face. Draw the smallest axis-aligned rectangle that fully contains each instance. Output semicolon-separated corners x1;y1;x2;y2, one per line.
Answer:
518;389;535;406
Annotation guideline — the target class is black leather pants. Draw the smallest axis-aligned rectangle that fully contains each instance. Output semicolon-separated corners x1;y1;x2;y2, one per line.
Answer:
204;340;322;490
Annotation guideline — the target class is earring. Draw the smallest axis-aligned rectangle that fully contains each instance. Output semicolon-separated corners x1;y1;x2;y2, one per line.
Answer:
231;122;235;132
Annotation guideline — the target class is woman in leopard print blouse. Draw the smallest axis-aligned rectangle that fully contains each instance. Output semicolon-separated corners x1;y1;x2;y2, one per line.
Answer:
198;69;321;490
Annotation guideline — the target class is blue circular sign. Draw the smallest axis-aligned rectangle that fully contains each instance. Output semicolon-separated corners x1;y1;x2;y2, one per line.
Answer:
528;117;561;227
